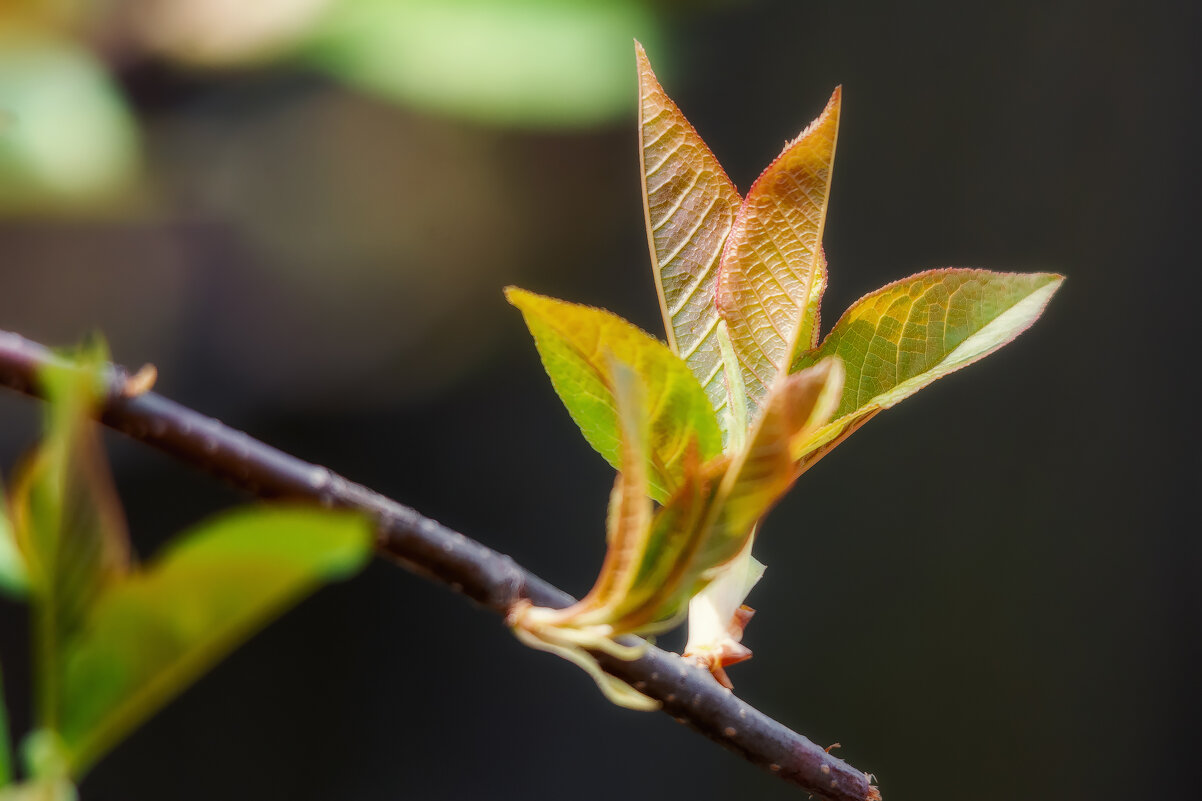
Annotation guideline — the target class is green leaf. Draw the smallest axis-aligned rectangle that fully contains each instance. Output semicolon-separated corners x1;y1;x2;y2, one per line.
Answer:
518;359;710;636
794;251;828;358
716;89;841;418
57;506;372;775
602;445;719;633
506;287;722;502
509;359;845;705
301;0;662;128
700;358;844;570
636;44;742;434
793;269;1064;455
18;731;68;786
0;32;139;210
0;493;27;599
679;358;842;679
613;358;844;633
9;342;129;730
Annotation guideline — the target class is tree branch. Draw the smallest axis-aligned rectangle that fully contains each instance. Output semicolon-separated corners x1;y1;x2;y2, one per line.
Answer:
0;329;880;801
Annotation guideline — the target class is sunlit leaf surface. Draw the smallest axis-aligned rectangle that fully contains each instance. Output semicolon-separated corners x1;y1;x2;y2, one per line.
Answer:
637;43;741;431
794;269;1063;455
58;507;372;773
717;90;841;414
507;288;722;502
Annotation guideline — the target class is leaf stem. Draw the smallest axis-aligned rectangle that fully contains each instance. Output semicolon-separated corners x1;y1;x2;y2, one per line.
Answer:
0;329;880;801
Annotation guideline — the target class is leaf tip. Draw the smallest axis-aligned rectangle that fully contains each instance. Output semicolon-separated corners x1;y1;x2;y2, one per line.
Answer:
502;285;534;309
818;84;842;129
634;40;658;88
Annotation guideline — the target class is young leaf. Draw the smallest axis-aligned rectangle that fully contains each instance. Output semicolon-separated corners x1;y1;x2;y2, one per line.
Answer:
9;343;130;730
702;358;844;568
617;358;845;633
598;444;721;633
506;287;722;502
792;269;1064;456
679;358;844;682
683;542;764;687
716;89;841;416
538;360;715;633
636;43;742;430
508;362;665;709
575;362;653;614
795;251;829;357
57;506;372;775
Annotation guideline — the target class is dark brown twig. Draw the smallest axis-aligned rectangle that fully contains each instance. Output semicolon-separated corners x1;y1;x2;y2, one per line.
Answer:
0;330;880;801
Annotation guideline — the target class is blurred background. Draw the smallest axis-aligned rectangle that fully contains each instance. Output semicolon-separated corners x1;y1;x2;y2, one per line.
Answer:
0;0;1198;799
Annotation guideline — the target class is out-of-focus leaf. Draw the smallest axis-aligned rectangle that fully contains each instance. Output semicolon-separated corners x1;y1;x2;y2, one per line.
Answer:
58;506;372;774
506;288;722;502
0;33;139;210
301;0;662;128
9;342;129;729
132;0;336;65
716;90;841;416
0;494;26;599
636;43;741;432
0;779;76;801
0;660;11;787
793;269;1063;456
17;730;68;786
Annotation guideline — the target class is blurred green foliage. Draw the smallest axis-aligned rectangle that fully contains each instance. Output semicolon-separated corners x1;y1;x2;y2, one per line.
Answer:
0;0;682;212
58;506;372;775
0;32;139;211
0;496;25;599
0;340;374;789
303;0;663;128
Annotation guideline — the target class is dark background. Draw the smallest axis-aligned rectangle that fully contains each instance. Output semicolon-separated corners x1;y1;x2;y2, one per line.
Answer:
1;1;1199;799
